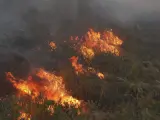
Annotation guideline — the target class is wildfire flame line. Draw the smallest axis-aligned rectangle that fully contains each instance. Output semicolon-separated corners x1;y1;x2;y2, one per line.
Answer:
70;29;123;60
6;69;81;108
5;28;123;119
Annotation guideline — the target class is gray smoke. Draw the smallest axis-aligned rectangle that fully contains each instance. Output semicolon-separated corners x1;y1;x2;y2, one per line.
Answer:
90;0;160;26
0;0;160;44
0;0;78;40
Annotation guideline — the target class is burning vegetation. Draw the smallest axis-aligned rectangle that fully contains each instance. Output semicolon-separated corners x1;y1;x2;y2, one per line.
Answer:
69;29;122;79
0;27;159;120
6;69;82;120
71;29;123;60
70;56;105;79
6;69;81;108
2;28;123;119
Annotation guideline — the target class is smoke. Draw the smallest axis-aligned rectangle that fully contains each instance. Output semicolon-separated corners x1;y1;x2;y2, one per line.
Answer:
0;0;78;40
0;0;160;38
0;0;159;47
0;0;159;93
90;0;160;26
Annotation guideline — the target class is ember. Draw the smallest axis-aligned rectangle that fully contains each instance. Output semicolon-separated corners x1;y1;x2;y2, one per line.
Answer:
97;72;105;79
18;111;31;120
49;41;57;50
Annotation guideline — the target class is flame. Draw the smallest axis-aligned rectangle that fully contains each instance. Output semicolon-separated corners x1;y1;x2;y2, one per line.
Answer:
80;46;95;60
36;69;81;107
70;56;105;79
49;41;56;50
69;56;85;75
71;29;123;59
6;72;39;98
6;69;81;108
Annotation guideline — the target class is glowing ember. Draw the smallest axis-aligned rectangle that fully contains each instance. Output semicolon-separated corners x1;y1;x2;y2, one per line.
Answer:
6;69;81;108
71;29;123;59
18;111;31;120
97;72;105;79
47;105;55;115
49;41;57;50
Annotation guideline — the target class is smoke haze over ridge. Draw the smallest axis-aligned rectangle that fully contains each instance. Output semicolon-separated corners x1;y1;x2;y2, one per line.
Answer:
0;0;160;40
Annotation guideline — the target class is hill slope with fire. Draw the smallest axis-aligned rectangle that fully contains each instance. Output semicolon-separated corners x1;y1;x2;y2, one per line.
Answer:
0;26;159;120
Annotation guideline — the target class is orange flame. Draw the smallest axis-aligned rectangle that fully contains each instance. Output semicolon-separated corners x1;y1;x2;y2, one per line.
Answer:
6;72;39;98
71;29;123;59
70;56;105;79
6;69;81;108
69;56;85;75
36;69;81;107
